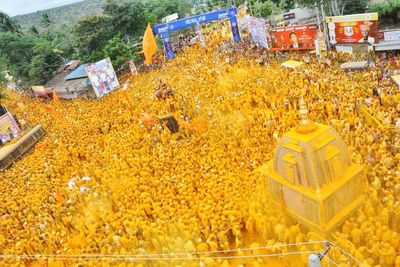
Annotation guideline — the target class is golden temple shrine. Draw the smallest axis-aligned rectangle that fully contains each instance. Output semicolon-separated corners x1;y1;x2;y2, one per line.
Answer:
259;98;368;234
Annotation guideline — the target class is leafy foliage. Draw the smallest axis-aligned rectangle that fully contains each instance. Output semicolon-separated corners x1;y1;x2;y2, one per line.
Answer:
343;0;369;15
0;11;22;35
72;15;113;62
27;38;63;85
103;0;147;38
202;0;282;17
0;31;63;86
102;36;140;70
368;0;400;22
144;0;193;22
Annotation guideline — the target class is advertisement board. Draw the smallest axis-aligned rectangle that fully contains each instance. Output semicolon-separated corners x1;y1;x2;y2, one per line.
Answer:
378;29;400;42
85;58;120;98
326;13;378;45
268;24;318;51
247;16;269;49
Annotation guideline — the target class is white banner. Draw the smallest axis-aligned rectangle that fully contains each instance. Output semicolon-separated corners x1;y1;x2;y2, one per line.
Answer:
383;30;400;42
247;16;269;49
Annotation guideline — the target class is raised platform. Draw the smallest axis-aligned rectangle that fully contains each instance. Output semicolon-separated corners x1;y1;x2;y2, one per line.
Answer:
0;125;45;171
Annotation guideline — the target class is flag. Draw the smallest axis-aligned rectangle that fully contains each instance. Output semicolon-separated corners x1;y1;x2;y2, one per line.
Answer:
121;89;132;105
44;105;68;128
139;113;158;126
55;186;64;204
142;23;158;64
53;90;60;104
189;118;208;134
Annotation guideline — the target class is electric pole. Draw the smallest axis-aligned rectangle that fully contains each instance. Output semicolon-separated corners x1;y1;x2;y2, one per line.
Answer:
315;3;321;32
320;1;330;51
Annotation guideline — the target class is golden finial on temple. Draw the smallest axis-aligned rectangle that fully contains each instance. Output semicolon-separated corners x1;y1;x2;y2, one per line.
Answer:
296;96;317;134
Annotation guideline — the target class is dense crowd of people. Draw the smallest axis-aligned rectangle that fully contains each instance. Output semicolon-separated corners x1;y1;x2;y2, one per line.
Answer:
1;29;400;266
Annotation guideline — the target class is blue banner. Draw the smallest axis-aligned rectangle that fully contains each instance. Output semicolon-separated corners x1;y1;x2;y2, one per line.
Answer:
154;7;238;35
229;16;241;42
154;7;240;60
162;38;175;59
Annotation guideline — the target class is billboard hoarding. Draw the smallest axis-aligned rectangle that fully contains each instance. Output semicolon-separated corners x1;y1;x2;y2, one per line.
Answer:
326;13;379;45
85;58;120;98
268;24;318;51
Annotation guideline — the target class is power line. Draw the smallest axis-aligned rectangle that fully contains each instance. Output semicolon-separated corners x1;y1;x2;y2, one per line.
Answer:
0;240;365;265
0;240;328;259
327;241;367;266
0;251;319;261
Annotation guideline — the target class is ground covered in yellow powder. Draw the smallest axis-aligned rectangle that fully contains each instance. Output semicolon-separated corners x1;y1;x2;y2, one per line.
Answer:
1;42;400;266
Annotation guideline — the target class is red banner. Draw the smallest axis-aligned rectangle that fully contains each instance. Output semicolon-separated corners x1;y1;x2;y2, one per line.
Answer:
328;21;378;44
268;24;318;51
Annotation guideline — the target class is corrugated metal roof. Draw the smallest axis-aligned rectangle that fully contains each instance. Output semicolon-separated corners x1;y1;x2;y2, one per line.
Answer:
65;64;89;81
66;60;81;71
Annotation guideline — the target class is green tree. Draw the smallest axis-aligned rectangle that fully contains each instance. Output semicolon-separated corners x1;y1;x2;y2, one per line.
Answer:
72;15;112;62
296;0;358;16
0;31;63;86
0;33;35;84
253;1;275;17
27;38;63;85
368;0;400;23
103;0;147;39
203;0;281;16
41;13;54;28
29;25;40;35
0;58;8;98
102;36;141;70
0;11;22;36
143;0;193;20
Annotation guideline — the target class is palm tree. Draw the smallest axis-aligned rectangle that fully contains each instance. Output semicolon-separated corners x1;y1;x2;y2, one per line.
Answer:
29;25;40;35
0;11;22;36
41;13;54;29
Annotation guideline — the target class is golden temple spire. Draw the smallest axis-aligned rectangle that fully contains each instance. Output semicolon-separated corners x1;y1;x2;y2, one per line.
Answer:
296;96;317;134
299;96;309;126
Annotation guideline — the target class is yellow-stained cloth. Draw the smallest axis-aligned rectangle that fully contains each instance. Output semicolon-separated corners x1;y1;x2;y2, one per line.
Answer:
142;23;158;64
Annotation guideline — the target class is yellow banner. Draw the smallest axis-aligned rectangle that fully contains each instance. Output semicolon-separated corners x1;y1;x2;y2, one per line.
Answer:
326;13;378;23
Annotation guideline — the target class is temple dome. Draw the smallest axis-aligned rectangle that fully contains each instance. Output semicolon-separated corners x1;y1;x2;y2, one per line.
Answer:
259;98;367;233
273;123;351;191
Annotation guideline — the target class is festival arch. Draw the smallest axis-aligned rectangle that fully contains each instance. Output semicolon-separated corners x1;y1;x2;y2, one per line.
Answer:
154;7;241;59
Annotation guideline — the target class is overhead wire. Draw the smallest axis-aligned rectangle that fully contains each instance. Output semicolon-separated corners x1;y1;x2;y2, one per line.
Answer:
0;240;364;264
0;240;328;259
0;251;319;261
0;240;365;265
